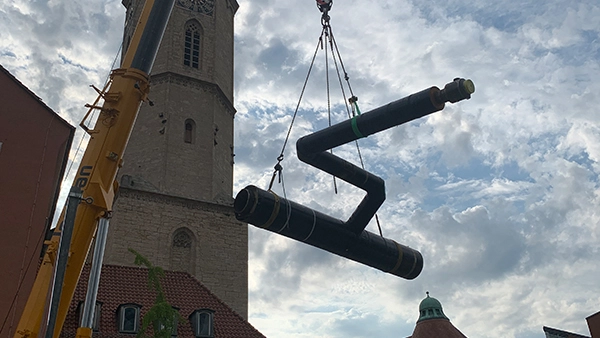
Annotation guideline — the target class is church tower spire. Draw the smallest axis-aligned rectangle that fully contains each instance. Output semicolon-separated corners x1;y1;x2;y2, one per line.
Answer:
103;0;247;318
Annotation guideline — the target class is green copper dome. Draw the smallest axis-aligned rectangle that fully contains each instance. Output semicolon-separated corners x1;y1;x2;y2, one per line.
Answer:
417;292;449;323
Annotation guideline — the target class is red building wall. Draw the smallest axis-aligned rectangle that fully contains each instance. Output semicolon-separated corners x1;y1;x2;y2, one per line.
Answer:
588;312;600;338
0;65;74;337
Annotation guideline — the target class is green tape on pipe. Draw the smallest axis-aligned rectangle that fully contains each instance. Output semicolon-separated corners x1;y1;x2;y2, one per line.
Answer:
354;102;362;115
351;116;364;139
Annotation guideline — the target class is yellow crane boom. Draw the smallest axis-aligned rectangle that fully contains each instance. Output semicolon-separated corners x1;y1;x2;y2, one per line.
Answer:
15;1;175;337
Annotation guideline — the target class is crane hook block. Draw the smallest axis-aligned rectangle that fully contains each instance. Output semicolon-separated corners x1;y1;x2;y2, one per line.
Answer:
316;0;333;13
235;78;475;279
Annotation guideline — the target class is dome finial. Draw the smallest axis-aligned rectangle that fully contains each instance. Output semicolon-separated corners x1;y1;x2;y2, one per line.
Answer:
418;292;449;322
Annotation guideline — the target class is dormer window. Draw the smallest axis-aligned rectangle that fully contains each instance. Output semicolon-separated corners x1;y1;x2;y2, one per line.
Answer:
154;307;180;337
118;304;141;333
189;309;214;338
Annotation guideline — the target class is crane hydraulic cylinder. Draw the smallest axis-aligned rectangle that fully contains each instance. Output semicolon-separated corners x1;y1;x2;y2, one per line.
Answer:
235;78;475;280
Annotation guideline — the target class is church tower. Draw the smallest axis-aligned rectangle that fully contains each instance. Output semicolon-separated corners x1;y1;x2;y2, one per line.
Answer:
103;0;247;317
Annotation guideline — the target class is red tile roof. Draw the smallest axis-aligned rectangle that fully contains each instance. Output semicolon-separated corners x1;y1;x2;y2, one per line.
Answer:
60;264;265;338
409;318;467;338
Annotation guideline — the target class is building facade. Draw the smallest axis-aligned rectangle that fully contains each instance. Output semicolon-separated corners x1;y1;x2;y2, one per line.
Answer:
543;326;591;338
587;311;600;338
102;0;247;317
543;310;600;338
0;65;74;338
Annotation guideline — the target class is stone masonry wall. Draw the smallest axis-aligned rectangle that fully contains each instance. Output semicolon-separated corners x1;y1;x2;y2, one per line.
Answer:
105;0;246;319
104;187;248;318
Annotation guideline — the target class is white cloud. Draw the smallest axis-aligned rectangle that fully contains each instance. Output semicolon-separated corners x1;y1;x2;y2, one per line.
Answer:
2;0;599;337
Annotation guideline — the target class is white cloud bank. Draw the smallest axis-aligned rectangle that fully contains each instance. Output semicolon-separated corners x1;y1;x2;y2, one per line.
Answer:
1;0;599;337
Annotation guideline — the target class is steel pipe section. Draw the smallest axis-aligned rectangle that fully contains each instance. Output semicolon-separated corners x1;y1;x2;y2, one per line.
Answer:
235;185;423;279
235;78;474;280
297;78;475;154
296;78;475;234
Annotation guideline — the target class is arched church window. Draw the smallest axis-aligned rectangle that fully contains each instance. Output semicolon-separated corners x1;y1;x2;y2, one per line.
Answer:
184;21;202;69
171;228;195;274
184;119;196;144
173;231;192;248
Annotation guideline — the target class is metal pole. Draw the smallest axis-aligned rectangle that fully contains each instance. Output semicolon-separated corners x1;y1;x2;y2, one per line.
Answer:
44;187;82;338
79;218;110;330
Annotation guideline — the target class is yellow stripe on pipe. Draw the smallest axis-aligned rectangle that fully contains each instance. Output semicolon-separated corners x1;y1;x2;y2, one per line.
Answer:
259;191;281;229
389;241;404;274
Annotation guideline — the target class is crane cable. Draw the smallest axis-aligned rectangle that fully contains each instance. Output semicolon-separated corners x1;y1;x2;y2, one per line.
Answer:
324;18;383;237
267;24;325;192
323;19;339;194
267;0;384;237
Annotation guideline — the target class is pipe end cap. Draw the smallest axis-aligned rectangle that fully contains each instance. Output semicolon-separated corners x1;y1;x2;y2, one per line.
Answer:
463;79;475;95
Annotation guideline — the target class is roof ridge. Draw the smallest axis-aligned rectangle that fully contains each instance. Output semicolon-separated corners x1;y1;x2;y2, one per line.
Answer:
100;264;265;337
179;269;265;337
543;326;591;338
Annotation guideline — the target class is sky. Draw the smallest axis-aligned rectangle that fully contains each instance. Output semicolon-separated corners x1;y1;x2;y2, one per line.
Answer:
1;0;599;337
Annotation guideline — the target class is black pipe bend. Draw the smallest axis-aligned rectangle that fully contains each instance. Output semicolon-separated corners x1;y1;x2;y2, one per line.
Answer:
235;78;475;280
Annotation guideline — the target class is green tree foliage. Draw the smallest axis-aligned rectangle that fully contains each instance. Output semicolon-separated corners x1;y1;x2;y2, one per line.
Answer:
129;248;183;338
